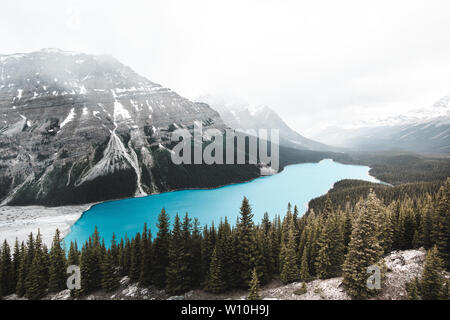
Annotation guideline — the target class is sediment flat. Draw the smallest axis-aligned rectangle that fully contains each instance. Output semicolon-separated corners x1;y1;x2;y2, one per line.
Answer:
0;204;93;247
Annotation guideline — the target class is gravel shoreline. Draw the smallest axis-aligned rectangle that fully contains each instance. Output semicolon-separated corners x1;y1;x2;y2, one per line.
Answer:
0;204;94;246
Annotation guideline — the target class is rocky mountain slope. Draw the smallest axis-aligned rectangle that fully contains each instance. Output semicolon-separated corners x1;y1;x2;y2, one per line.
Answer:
314;95;450;154
3;248;431;300
0;49;260;206
196;94;331;151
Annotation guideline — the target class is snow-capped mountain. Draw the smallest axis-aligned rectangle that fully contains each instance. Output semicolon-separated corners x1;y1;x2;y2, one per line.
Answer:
196;94;331;152
0;49;260;205
313;95;450;153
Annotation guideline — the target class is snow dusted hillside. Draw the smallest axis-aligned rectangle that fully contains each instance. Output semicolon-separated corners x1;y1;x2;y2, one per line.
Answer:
0;49;259;206
313;95;450;153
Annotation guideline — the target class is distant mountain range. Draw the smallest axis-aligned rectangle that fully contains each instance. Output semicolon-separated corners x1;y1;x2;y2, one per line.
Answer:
313;95;450;154
196;95;331;152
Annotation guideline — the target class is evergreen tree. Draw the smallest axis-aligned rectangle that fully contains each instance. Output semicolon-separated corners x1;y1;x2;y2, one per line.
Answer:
139;223;153;286
299;248;310;282
153;208;170;288
342;190;384;299
25;231;48;299
129;232;141;282
12;239;21;292
236;197;256;287
101;251;119;292
190;218;203;287
315;211;345;279
205;247;226;294
16;233;35;297
110;233;119;266
166;214;189;295
419;246;446;300
0;240;14;297
79;227;103;295
247;268;261;300
407;277;421;300
68;241;79;266
48;229;67;292
432;179;450;269
181;213;194;288
280;220;300;284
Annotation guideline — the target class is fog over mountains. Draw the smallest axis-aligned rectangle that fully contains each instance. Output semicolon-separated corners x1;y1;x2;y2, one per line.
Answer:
196;94;331;152
313;95;450;154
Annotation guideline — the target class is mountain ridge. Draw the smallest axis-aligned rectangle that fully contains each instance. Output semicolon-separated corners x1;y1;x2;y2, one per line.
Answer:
0;49;260;206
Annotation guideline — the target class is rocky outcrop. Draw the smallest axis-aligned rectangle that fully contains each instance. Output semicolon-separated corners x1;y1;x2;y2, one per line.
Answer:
0;49;259;206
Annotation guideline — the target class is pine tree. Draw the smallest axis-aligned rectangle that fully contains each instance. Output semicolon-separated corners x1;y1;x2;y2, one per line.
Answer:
101;251;119;292
236;197;255;287
166;214;189;295
418;194;434;249
247;268;261;300
315;211;345;279
16;233;35;297
12;239;21;292
407;277;421;300
25;231;48;299
79;227;103;295
0;240;14;297
299;248;310;281
205;247;226;294
48;229;67;292
110;233;119;266
153;208;170;288
280;220;300;284
181;213;194;288
129;232;141;282
68;241;79;266
433;179;450;269
139;223;153;286
342;190;384;299
419;246;446;300
190;218;203;287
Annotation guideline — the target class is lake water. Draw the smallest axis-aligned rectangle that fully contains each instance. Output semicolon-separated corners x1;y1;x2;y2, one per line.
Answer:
64;159;381;247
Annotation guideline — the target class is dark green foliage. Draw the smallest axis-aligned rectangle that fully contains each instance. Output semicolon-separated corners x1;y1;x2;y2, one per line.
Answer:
25;231;48;300
129;232;141;282
205;247;226;294
247;268;261;300
0;240;14;297
48;229;67;292
153;208;170;288
236;197;256;287
433;178;450;269
139;224;153;286
166;214;190;295
419;246;447;300
342;190;384;299
101;252;119;292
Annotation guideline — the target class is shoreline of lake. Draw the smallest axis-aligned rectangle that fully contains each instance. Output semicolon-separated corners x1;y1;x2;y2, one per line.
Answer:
0;159;383;247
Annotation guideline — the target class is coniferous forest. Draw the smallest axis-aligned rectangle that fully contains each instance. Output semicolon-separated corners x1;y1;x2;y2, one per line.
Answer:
0;178;449;300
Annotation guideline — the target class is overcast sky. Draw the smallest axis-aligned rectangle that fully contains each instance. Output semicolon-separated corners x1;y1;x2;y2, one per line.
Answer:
1;0;449;136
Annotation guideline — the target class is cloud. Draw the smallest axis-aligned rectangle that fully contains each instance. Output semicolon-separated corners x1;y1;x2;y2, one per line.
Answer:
1;0;449;136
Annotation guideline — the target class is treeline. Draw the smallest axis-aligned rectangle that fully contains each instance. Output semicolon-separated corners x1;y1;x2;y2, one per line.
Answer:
345;153;450;185
0;178;449;300
308;179;444;214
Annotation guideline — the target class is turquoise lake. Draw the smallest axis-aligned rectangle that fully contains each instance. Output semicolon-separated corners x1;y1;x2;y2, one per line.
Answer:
64;159;381;247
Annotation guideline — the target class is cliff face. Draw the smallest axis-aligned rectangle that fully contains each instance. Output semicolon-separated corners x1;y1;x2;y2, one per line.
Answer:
0;49;259;206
